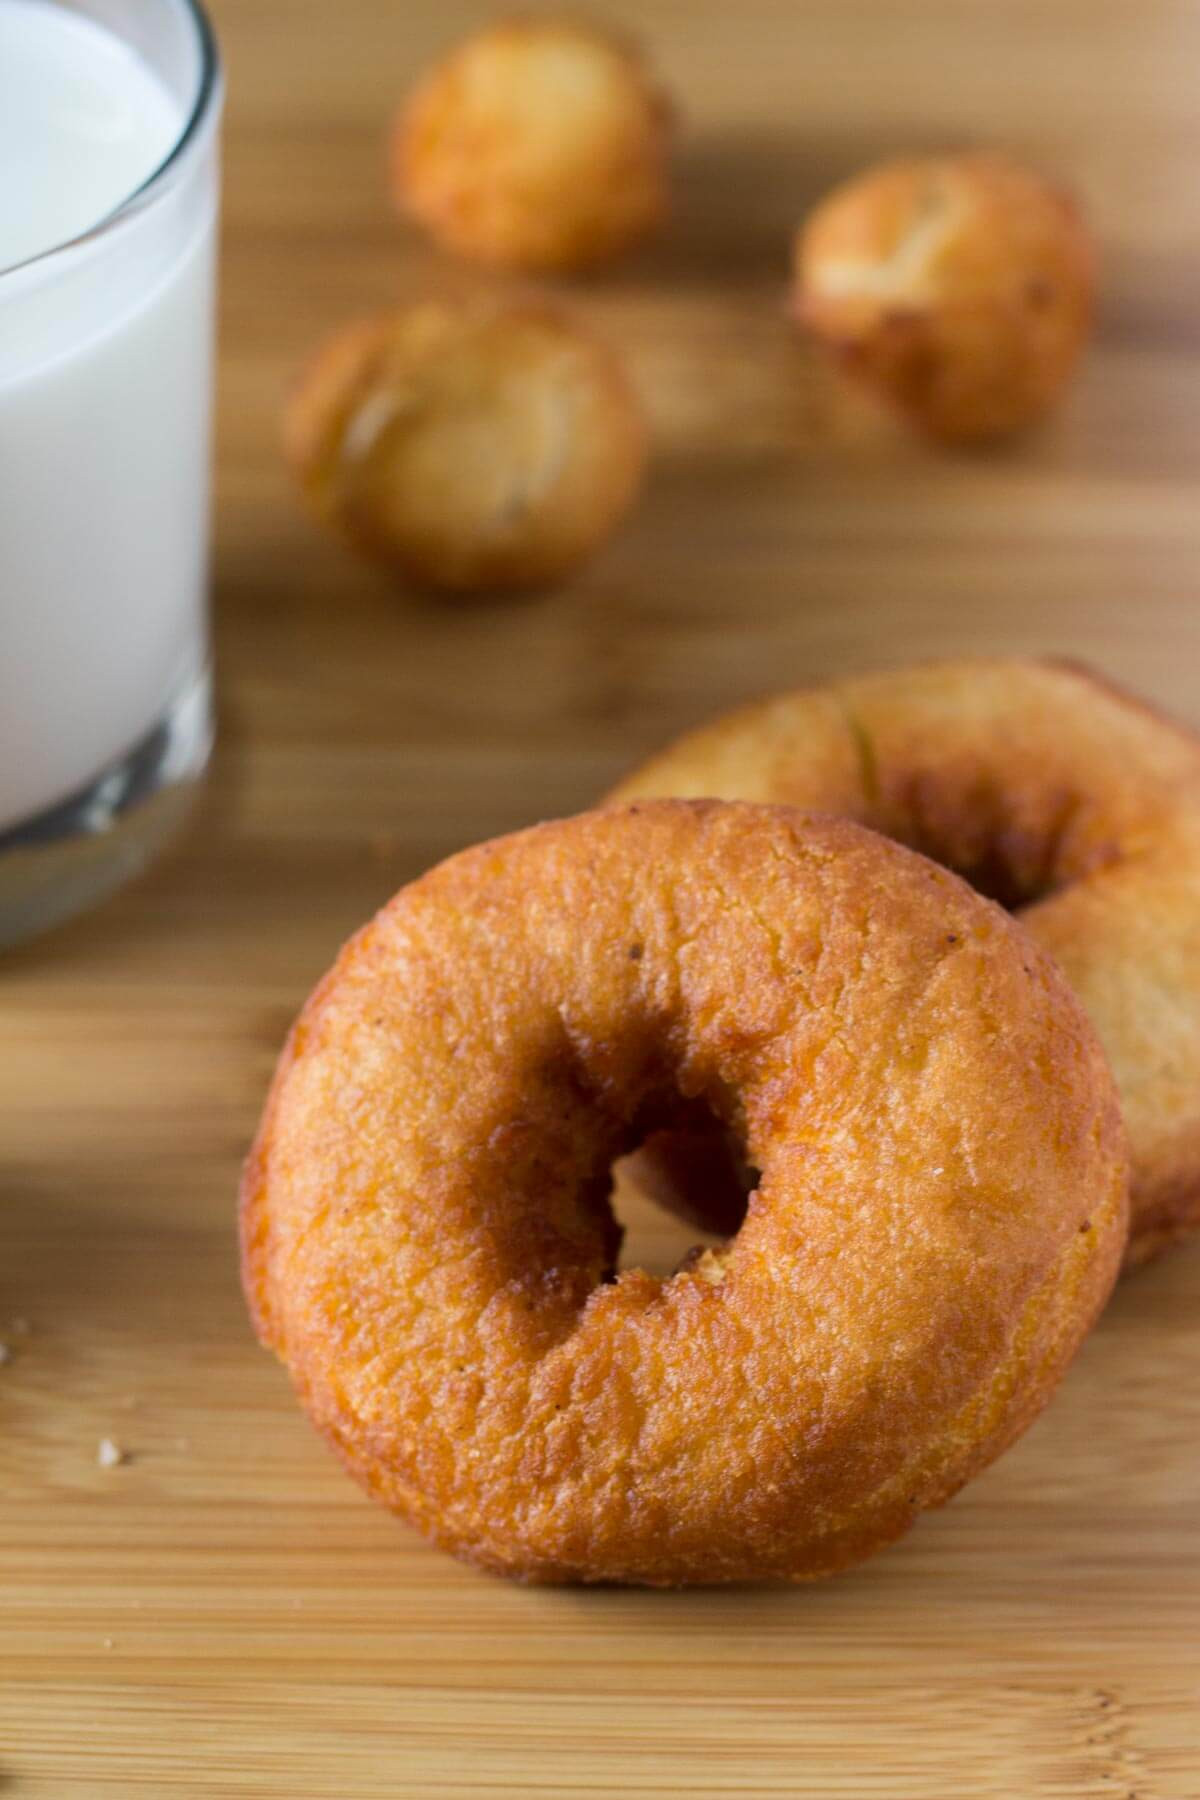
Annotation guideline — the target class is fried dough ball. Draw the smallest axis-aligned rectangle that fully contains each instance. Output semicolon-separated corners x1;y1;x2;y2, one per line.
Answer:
241;801;1127;1586
394;16;672;272
284;301;647;593
794;151;1096;441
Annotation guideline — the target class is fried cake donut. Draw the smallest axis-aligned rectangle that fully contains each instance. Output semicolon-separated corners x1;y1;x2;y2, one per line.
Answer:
284;301;646;594
241;801;1126;1586
794;151;1095;441
610;660;1200;1265
394;17;672;272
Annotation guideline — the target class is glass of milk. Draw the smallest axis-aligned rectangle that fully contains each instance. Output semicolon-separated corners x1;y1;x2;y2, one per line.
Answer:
0;0;221;948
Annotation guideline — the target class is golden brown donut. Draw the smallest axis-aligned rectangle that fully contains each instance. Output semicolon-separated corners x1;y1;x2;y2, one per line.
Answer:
394;16;672;272
794;151;1095;441
241;801;1126;1586
284;301;646;594
610;660;1200;1265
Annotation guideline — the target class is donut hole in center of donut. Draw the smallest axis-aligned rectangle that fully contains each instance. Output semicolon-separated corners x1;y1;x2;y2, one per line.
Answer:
610;1098;757;1279
506;1033;759;1293
848;753;1116;910
900;831;1047;912
898;813;1118;912
830;704;1128;908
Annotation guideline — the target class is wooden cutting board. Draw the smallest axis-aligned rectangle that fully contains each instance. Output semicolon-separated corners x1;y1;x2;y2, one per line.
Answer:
3;0;1199;1792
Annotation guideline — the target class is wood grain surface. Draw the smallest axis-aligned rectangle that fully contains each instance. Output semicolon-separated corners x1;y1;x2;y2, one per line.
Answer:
3;0;1200;1793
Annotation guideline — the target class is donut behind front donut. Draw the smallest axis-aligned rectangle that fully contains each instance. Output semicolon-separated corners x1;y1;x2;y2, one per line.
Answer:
611;660;1200;1266
241;801;1127;1586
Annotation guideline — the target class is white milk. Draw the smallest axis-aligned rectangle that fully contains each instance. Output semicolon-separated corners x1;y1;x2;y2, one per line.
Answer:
0;2;182;271
0;0;218;832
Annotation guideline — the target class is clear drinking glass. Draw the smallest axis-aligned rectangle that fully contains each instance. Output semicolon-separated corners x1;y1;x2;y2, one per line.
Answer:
0;0;221;948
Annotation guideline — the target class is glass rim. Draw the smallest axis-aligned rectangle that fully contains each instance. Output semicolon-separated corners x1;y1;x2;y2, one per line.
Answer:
0;0;221;283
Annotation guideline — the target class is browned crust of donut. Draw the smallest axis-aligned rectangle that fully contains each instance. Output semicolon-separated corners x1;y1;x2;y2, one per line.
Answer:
242;801;1127;1585
608;659;1200;1263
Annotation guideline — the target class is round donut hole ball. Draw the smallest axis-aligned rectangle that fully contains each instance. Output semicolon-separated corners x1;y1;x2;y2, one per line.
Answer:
393;15;672;273
793;151;1096;443
242;801;1128;1587
283;301;647;596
